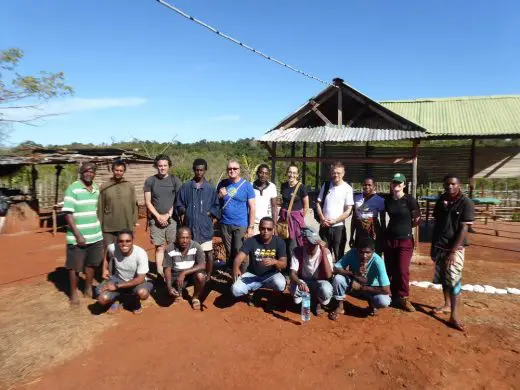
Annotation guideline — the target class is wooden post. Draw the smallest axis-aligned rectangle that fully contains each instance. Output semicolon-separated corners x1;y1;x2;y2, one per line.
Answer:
315;143;321;190
333;77;344;126
271;142;277;184
469;138;476;198
411;140;419;199
302;142;307;185
54;164;64;206
290;142;296;164
412;140;420;247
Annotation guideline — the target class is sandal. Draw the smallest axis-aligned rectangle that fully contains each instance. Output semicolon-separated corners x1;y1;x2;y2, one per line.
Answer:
107;302;120;314
447;320;465;332
192;298;201;310
133;305;143;315
328;307;343;321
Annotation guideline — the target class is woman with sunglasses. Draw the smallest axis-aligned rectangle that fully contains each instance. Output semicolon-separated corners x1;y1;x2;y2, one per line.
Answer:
279;164;309;258
97;230;153;315
384;173;421;312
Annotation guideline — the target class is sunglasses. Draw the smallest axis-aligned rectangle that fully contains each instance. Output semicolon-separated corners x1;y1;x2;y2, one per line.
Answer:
227;167;239;171
118;239;132;243
259;227;273;232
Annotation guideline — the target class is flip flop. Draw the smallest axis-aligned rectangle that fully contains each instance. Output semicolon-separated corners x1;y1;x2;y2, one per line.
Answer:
133;306;143;315
69;299;80;308
107;302;120;314
192;298;201;310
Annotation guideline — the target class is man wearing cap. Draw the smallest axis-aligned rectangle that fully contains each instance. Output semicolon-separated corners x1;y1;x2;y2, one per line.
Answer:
384;173;421;312
231;216;287;309
63;162;104;306
289;227;333;316
329;237;391;320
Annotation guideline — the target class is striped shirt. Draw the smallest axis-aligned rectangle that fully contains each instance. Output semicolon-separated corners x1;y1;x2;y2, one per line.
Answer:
163;240;205;272
63;180;103;245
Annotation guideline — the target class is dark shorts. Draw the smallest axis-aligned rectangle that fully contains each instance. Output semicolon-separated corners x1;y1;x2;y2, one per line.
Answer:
96;276;153;302
170;270;206;289
102;232;119;247
66;240;104;271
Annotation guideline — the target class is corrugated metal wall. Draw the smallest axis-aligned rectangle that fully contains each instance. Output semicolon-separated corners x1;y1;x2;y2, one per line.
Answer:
321;144;519;184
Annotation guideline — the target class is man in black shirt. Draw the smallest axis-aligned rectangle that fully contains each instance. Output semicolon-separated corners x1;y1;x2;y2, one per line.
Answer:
231;217;287;309
430;174;474;331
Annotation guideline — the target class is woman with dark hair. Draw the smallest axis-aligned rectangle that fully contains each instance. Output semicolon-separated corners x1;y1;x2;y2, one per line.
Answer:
384;173;421;312
278;164;309;257
252;164;278;235
350;177;386;255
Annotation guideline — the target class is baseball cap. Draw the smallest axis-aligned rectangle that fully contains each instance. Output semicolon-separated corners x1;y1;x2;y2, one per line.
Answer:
392;173;406;183
301;227;321;245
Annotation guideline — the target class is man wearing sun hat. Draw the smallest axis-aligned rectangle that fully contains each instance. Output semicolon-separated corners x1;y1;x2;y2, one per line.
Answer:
289;226;334;316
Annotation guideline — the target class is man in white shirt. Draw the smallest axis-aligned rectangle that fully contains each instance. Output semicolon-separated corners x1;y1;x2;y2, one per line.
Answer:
315;162;354;261
97;229;153;315
289;227;333;316
252;164;278;235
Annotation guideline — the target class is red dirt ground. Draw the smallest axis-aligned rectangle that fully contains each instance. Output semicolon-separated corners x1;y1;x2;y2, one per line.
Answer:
2;220;519;389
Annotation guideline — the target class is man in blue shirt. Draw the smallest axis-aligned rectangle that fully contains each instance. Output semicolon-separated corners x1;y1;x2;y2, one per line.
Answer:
176;159;220;280
217;159;256;270
329;237;391;320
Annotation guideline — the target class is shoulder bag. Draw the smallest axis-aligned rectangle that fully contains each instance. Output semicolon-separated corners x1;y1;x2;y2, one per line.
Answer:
277;182;301;239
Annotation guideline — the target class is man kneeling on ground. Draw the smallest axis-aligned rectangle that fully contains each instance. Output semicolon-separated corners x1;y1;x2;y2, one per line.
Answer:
97;230;153;314
329;237;391;320
164;227;206;310
289;227;333;316
231;217;287;310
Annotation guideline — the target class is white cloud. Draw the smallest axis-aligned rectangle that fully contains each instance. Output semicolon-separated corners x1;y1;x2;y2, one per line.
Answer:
0;97;147;122
209;114;240;122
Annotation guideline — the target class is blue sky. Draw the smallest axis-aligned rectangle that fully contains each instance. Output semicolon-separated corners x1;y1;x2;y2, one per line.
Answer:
1;0;519;146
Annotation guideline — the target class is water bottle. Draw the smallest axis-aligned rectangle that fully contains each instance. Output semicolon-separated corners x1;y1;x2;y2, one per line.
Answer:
301;292;311;322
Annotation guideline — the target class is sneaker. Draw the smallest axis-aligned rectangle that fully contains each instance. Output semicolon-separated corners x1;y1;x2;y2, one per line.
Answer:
398;297;416;312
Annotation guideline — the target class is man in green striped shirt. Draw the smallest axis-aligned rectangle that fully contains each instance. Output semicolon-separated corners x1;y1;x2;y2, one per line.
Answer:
63;162;104;306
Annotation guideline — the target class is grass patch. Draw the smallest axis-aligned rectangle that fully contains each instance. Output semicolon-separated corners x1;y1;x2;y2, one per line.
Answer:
0;281;117;388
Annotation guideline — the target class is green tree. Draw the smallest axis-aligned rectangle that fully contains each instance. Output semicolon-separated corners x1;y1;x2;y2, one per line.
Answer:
0;48;73;143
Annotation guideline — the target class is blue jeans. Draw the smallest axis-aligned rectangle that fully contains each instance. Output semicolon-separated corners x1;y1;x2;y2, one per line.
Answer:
332;274;391;309
290;279;333;305
231;271;286;297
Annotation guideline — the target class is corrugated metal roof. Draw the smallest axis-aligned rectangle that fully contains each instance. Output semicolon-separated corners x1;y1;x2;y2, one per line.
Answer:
260;125;426;143
380;95;520;136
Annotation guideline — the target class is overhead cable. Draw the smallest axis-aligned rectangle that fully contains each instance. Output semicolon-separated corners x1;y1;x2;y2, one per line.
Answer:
155;0;335;87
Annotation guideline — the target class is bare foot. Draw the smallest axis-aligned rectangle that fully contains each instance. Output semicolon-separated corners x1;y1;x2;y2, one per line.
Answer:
447;319;465;331
431;305;451;314
70;294;80;307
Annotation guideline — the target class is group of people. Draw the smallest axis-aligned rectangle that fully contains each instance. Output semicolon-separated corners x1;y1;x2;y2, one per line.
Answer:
63;154;474;330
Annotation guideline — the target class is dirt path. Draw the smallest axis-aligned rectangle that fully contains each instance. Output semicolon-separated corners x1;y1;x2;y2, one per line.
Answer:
2;221;519;389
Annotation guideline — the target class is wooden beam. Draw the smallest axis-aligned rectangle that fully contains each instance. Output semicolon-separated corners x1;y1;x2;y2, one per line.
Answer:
468;138;476;198
269;156;414;165
337;86;343;125
347;106;367;127
302;142;307;185
260;141;275;156
279;87;338;130
310;100;332;125
342;88;408;129
271;142;277;184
